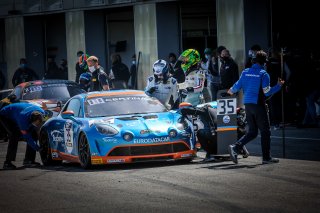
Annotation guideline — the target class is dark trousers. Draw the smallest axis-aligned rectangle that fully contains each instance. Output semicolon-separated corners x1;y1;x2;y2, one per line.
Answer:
0;116;36;163
210;83;220;101
237;104;271;160
197;129;217;155
269;92;282;126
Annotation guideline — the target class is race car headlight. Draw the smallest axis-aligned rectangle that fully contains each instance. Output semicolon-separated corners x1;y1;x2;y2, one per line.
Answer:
123;132;133;141
95;124;118;136
168;129;177;138
176;118;188;130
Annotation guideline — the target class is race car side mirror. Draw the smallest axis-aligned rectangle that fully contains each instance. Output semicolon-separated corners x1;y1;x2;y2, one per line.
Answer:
178;102;193;109
62;110;74;119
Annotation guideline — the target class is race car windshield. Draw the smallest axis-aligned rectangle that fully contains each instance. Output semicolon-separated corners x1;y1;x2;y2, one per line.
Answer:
85;95;168;117
22;84;83;101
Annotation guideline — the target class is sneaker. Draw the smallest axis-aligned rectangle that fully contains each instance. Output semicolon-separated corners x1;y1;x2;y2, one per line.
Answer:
202;154;216;162
262;158;279;164
3;161;17;170
240;145;249;158
23;160;41;167
228;145;238;164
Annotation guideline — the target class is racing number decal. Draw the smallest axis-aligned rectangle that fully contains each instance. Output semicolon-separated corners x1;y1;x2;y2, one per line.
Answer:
87;98;105;105
217;98;236;115
64;120;74;153
185;115;199;132
193;117;204;132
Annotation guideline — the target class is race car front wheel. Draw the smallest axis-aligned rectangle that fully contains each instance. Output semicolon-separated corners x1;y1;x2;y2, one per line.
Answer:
78;133;92;169
39;131;62;166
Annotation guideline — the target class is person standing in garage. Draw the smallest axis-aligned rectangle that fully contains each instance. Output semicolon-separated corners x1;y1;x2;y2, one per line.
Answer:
86;56;110;91
12;58;39;87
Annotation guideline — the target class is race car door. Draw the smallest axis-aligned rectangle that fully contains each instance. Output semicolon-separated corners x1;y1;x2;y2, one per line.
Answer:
61;98;83;155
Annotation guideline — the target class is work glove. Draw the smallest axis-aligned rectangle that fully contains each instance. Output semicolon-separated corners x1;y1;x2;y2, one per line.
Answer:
180;89;188;98
186;87;194;92
148;87;157;94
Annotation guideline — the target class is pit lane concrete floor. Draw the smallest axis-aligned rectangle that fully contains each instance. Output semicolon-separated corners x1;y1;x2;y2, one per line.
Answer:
0;127;319;213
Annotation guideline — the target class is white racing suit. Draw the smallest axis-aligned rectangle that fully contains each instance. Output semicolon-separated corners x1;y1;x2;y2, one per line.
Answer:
145;76;179;109
178;69;206;106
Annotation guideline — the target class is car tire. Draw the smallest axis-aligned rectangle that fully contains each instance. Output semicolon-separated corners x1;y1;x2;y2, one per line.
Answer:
78;133;92;169
180;158;193;164
39;131;62;166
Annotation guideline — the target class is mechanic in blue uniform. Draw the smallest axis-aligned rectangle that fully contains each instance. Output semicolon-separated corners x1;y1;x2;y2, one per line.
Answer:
79;72;92;92
0;103;45;169
227;50;285;164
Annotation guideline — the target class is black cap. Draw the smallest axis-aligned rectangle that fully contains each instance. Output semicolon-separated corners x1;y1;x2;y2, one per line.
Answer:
169;53;177;58
77;51;84;56
217;46;226;54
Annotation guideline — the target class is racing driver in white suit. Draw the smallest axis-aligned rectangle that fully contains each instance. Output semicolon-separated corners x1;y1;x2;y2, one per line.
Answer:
145;59;179;109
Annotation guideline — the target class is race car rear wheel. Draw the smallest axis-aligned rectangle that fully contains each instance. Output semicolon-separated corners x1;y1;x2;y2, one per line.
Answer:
78;133;92;169
39;131;62;166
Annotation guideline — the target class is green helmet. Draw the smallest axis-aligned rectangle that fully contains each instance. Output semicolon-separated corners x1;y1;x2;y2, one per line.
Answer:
180;49;201;72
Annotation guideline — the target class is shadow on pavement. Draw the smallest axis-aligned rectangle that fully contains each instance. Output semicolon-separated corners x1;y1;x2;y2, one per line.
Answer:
34;159;195;172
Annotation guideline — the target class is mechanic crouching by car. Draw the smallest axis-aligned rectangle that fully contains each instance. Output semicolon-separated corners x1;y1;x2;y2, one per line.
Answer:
179;102;249;162
0;102;45;170
179;102;217;162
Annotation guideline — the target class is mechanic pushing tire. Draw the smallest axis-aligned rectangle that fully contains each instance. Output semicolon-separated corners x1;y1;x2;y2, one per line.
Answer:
179;89;248;161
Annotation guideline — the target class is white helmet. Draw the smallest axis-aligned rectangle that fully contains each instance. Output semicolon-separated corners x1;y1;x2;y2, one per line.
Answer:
153;59;169;81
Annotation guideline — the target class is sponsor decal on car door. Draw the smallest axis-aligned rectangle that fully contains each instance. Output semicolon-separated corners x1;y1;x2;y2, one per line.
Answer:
64;120;74;153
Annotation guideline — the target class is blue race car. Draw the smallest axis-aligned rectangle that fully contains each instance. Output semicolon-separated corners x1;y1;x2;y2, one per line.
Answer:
39;90;196;169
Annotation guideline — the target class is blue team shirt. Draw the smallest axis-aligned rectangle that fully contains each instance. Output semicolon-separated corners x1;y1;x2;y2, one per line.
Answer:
230;64;281;104
0;103;44;150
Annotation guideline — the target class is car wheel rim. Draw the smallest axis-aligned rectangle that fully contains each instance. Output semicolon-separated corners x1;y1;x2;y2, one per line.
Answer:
40;132;50;162
79;135;90;165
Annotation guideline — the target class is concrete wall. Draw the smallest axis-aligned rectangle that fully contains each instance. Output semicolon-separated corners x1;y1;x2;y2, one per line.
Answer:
65;11;86;81
216;0;245;70
216;0;246;106
5;16;25;88
134;3;158;90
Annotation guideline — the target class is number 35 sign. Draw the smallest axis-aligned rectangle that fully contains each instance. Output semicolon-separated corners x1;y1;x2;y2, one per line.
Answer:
217;98;237;115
